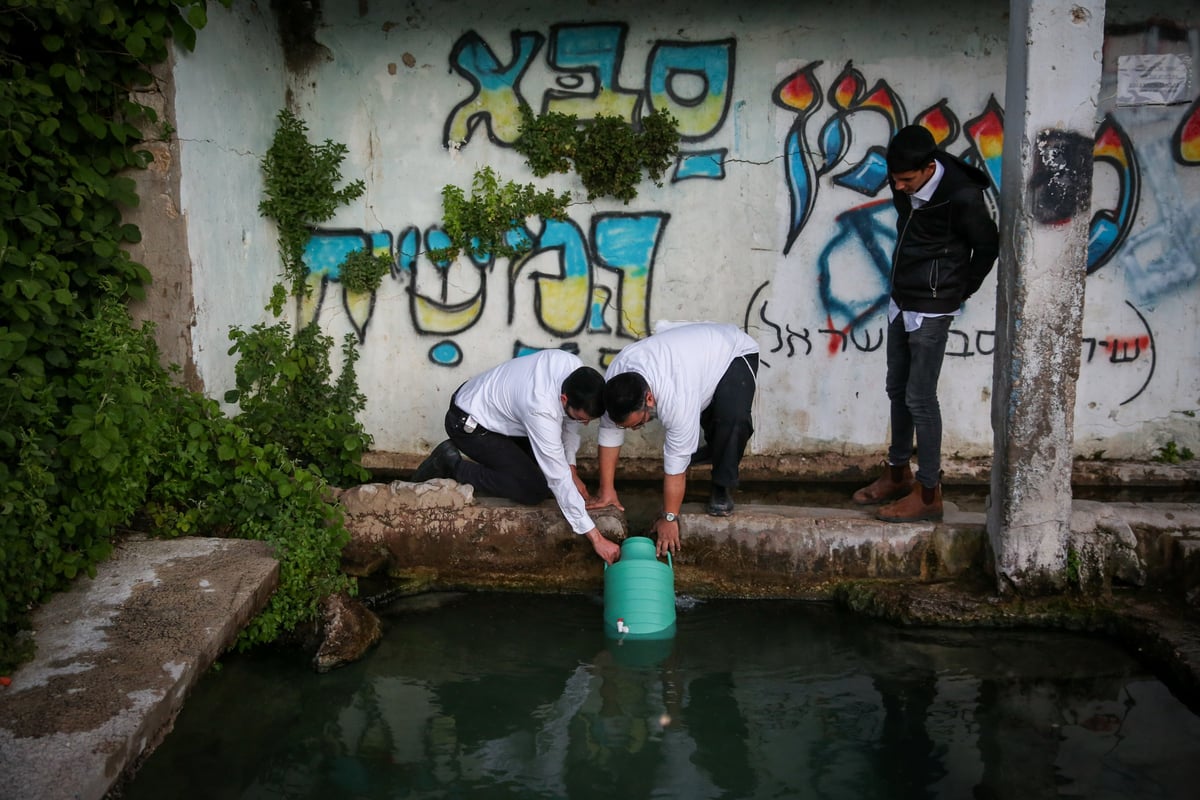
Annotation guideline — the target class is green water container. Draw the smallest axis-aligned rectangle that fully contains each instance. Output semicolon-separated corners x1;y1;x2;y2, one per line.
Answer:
603;536;677;640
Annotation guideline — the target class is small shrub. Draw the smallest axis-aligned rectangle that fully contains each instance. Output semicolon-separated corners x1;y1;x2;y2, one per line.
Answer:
225;320;373;488
1152;441;1195;464
514;105;681;203
432;166;570;262
259;108;365;299
144;387;355;649
338;248;392;295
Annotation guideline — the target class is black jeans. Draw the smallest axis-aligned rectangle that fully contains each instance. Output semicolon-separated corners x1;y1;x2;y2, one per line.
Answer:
444;400;552;506
700;353;759;489
885;314;952;488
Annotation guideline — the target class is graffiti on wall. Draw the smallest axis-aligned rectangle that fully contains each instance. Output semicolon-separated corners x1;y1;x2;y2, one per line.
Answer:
442;23;734;178
291;28;1197;406
757;58;1199;407
767;60;1152;343
773;61;1145;276
302;22;734;366
747;274;1159;405
300;210;669;366
1030;130;1095;226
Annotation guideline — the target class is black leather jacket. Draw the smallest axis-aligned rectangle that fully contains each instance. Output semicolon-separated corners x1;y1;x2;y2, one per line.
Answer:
890;153;999;314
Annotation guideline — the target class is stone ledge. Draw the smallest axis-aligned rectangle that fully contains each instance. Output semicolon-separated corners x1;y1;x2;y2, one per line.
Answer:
339;484;989;598
673;502;985;597
0;536;279;800
339;481;628;593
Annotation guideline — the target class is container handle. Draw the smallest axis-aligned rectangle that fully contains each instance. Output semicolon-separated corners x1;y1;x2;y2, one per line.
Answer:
601;547;672;569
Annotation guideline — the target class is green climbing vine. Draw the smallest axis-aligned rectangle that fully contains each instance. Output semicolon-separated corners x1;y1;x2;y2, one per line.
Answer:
432;108;680;264
1;0;222;672
515;104;681;203
431;166;570;263
259;107;365;301
0;4;369;673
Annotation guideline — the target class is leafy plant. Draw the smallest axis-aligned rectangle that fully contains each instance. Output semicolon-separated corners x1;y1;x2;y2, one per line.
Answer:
1066;546;1082;589
574;116;645;203
336;248;391;296
516;108;581;176
338;248;393;295
0;0;220;673
144;385;355;648
259;108;365;300
1152;441;1195;464
514;104;681;203
1;4;371;671
225;320;373;487
432;166;570;262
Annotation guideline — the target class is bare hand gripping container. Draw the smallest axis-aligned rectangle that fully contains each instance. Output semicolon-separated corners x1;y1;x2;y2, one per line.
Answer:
603;536;677;640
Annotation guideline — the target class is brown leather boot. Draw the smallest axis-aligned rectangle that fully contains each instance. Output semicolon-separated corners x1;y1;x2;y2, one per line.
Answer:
876;483;943;522
852;462;914;505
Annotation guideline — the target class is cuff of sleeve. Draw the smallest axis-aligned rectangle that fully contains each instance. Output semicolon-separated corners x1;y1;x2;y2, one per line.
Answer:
663;454;690;475
597;427;626;448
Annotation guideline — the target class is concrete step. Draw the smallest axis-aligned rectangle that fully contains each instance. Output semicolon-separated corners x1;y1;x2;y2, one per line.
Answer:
0;536;279;800
339;483;1200;604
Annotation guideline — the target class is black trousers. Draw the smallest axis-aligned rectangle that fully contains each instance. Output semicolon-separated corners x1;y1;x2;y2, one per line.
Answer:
700;353;758;488
444;400;552;506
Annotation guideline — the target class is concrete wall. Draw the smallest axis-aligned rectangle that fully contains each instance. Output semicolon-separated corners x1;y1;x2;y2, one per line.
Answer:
161;0;1200;465
171;2;289;397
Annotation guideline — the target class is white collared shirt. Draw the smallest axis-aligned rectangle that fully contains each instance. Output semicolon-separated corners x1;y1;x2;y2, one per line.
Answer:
910;159;944;209
455;349;595;535
597;322;759;476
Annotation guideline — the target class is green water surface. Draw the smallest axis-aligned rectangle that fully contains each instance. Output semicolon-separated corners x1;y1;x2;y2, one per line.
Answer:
122;592;1200;799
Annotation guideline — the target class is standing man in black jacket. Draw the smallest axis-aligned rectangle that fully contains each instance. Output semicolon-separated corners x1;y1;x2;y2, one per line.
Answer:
852;125;999;522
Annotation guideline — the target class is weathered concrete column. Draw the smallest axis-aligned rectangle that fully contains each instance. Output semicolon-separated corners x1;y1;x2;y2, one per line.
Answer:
988;0;1106;593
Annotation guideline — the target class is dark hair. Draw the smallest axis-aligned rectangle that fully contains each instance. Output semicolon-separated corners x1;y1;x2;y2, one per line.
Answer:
886;125;937;173
562;366;605;419
603;372;649;423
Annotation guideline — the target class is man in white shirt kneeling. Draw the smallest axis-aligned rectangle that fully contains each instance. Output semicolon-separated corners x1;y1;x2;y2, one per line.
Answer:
412;348;621;564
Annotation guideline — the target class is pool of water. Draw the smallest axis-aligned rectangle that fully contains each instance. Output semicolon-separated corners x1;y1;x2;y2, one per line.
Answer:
122;592;1200;799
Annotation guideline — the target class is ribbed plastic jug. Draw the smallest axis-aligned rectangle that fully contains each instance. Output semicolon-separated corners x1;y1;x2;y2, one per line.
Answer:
603;536;676;640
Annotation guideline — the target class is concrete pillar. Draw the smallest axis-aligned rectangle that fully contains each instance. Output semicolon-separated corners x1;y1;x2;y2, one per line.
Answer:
988;0;1106;593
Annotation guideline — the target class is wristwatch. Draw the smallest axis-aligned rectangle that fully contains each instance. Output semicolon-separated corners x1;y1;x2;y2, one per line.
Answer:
661;511;678;523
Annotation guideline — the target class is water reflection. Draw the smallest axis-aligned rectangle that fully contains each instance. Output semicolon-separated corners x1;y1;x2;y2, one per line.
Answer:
124;593;1200;800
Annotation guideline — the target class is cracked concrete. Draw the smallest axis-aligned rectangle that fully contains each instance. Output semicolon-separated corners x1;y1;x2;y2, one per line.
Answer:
0;537;278;800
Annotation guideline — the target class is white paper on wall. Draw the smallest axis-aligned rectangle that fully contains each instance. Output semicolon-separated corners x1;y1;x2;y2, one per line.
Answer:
1116;54;1193;106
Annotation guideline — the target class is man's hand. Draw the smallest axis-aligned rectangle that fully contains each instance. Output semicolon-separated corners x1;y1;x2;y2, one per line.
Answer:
586;529;620;565
586;486;624;512
652;516;680;556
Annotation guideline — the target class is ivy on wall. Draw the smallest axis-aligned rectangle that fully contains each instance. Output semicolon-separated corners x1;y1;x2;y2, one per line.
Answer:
433;108;680;264
515;104;681;203
0;0;217;671
259;108;365;301
0;2;367;672
432;167;571;263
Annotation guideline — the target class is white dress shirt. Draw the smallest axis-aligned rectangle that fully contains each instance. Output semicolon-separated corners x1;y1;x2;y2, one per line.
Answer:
454;349;595;535
598;322;759;476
